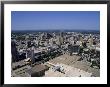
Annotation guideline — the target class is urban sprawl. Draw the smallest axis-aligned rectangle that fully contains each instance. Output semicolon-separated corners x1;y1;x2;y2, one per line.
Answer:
11;30;100;77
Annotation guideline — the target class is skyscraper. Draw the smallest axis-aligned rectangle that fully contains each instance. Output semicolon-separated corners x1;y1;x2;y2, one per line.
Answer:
31;49;35;64
88;35;93;47
11;40;19;62
59;32;64;45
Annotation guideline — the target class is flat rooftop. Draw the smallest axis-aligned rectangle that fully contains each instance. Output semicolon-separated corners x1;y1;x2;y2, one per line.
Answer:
44;63;92;77
48;54;80;65
44;54;100;77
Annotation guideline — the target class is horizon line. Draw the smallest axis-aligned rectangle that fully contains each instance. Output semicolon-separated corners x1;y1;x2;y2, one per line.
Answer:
11;29;100;31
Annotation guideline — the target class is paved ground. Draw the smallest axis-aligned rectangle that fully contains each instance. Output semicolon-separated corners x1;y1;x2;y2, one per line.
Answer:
44;54;100;77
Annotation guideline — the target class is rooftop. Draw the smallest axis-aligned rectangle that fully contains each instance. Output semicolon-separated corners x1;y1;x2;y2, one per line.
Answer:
44;54;100;77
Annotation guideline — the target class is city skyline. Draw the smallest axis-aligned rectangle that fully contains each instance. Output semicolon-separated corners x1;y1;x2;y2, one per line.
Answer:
11;11;100;31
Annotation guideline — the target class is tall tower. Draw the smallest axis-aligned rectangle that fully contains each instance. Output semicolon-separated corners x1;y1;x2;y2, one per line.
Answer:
36;37;39;46
79;36;83;46
31;47;35;64
59;32;64;45
11;40;19;62
56;36;63;46
25;36;29;58
88;34;93;46
49;38;54;46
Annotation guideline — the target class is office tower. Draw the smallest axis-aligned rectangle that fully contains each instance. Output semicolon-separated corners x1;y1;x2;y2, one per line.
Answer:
11;40;19;62
79;36;83;46
59;32;64;45
35;37;39;46
31;48;35;64
88;35;93;46
72;45;80;54
27;41;31;48
82;41;87;48
80;36;83;42
56;36;63;46
49;38;54;46
25;35;29;49
40;33;46;41
68;44;79;55
25;36;29;59
60;32;63;37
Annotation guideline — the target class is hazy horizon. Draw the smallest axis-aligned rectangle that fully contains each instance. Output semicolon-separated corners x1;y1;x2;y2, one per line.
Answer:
11;29;100;31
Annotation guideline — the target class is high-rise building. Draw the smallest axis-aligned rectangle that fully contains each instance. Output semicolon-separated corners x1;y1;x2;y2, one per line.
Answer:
80;36;83;43
11;40;19;62
88;36;93;46
49;38;54;46
59;32;64;45
31;49;35;64
56;36;63;46
35;37;40;46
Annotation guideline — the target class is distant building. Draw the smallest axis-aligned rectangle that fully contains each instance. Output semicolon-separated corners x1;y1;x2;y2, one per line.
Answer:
82;41;87;48
88;37;93;47
46;33;53;39
56;36;64;46
80;36;83;43
35;37;40;46
49;38;54;46
60;32;64;45
68;44;80;55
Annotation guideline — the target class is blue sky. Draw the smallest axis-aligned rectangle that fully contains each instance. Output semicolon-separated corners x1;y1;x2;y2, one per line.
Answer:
11;11;100;30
